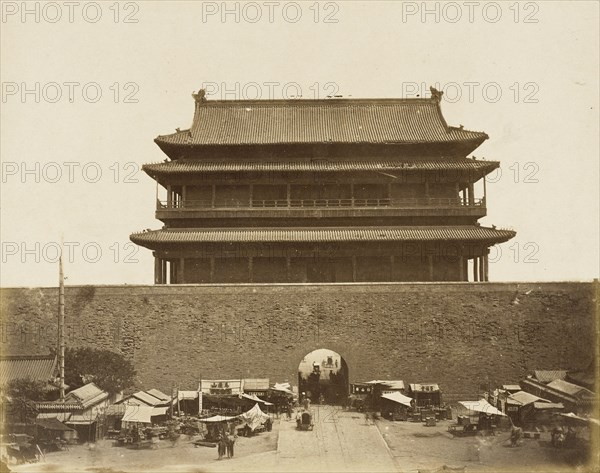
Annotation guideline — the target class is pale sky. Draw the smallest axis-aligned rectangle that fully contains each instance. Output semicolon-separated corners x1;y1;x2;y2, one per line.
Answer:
1;1;598;286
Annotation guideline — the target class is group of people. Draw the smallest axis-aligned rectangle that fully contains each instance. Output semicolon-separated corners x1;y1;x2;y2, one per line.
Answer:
217;431;237;460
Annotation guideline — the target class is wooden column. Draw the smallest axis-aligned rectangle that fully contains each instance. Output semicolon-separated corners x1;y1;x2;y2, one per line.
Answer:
170;260;176;283
350;183;355;207
211;185;216;208
248;257;253;282
286;184;291;207
249;184;253;206
424;181;430;197
154;257;161;284
182;185;187;208
166;185;172;208
482;177;487;206
210;257;215;283
479;256;485;282
352;256;357;282
458;256;464;281
162;260;168;284
473;257;479;282
462;188;467;205
286;256;291;281
483;255;490;282
178;258;185;284
468;184;475;205
390;255;395;281
428;255;434;281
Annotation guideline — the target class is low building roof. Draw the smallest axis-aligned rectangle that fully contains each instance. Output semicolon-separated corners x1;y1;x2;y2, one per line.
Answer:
509;391;550;406
131;226;516;248
35;418;75;432
365;380;405;390
0;355;57;387
534;370;567;384
64;383;109;409
546;379;594;398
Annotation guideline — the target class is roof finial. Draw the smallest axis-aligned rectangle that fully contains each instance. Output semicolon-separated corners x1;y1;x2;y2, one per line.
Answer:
192;88;207;103
430;86;443;103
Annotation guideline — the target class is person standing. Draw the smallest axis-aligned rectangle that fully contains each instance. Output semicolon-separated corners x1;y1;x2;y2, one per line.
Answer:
226;432;237;458
217;433;227;460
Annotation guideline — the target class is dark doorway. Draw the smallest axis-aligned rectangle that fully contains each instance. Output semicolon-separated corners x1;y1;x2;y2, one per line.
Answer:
298;349;348;405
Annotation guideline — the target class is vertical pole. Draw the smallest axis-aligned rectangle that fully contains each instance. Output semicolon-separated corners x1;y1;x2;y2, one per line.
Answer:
468;184;475;205
352;256;357;282
459;255;464;281
249;184;253;207
480;255;485;282
211;185;216;208
178;258;185;284
428;255;434;281
286;184;291;207
473;258;478;282
350;182;354;207
210;257;215;283
182;185;187;208
484;253;489;282
482;176;487;206
58;250;65;400
248;257;253;283
390;255;395;281
154;257;161;284
167;185;172;208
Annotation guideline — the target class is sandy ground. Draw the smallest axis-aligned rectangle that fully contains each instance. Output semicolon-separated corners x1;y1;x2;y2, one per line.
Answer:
8;406;594;473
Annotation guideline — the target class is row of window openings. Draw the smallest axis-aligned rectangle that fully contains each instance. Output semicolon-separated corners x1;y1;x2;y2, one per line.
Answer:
159;184;480;208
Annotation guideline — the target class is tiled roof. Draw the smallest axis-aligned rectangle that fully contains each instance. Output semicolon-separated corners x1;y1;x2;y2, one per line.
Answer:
509;390;550;406
534;370;567;384
64;383;109;409
0;355;57;386
142;159;499;176
130;226;516;247
546;379;594;398
146;388;171;402
155;97;488;147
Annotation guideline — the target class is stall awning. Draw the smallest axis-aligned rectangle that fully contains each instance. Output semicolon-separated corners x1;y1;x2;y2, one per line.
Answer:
198;414;240;423
241;393;274;406
122;405;169;424
381;392;413;407
239;403;270;431
459;399;506;416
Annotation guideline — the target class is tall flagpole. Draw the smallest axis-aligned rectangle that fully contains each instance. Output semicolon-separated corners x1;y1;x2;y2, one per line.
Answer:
58;243;65;400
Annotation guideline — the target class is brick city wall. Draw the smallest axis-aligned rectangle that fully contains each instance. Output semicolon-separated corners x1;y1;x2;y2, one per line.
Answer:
0;282;597;399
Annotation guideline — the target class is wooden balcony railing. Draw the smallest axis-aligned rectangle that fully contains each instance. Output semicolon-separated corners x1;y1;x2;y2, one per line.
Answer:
157;197;485;210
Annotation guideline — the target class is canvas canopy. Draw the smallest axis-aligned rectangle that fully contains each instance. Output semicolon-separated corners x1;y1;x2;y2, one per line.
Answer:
240;403;270;431
241;393;274;406
381;392;413;407
272;383;294;395
198;414;239;423
459;399;506;416
122;405;169;424
559;412;600;426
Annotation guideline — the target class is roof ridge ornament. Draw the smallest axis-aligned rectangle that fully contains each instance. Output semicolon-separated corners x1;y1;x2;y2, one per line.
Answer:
192;88;207;103
430;86;443;103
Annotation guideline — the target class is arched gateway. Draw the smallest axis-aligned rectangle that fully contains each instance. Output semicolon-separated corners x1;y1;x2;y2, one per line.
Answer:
298;349;349;405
